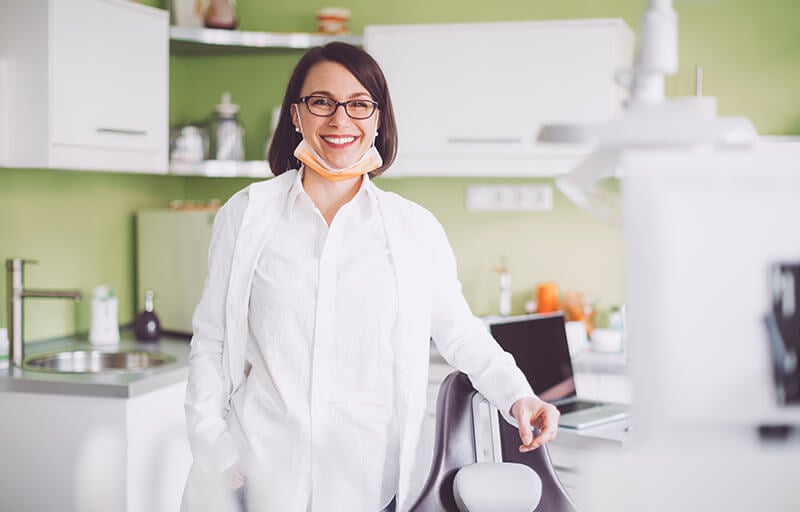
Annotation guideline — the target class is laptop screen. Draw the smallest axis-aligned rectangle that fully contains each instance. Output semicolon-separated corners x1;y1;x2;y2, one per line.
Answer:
489;313;577;402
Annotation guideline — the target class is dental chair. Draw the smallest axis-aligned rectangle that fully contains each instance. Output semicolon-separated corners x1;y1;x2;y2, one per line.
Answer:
409;371;579;512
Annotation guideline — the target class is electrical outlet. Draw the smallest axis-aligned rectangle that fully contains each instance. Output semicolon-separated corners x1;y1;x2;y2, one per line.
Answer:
467;184;553;211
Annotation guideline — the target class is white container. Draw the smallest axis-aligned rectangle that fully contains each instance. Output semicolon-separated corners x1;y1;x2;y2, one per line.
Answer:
89;286;120;346
498;269;511;317
0;327;8;358
169;0;205;28
564;321;589;356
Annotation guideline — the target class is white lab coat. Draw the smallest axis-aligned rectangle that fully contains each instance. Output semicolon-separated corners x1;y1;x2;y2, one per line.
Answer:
182;170;533;512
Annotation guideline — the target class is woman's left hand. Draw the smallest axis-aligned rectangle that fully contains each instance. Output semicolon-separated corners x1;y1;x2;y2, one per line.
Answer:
510;396;560;452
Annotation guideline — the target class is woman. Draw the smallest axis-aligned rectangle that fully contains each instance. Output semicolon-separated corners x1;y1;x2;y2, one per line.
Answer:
182;42;559;512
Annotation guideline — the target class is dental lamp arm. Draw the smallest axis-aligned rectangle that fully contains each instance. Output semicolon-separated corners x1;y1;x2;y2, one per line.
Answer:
629;0;678;106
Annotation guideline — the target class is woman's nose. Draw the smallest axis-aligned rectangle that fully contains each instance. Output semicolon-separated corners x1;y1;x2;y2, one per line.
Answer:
327;104;351;126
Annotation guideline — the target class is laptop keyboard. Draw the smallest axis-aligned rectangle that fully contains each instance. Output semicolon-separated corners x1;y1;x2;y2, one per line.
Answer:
555;400;601;414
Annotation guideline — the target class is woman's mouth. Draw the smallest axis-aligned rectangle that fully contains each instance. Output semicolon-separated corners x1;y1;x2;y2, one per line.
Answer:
322;135;357;147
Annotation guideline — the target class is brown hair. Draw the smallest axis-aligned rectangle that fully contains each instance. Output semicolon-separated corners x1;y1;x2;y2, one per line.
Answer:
267;42;398;178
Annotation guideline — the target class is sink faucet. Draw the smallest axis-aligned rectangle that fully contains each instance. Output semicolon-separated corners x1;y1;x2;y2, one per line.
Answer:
6;258;83;368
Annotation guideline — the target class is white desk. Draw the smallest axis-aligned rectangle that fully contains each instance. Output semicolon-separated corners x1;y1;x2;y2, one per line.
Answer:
548;349;632;503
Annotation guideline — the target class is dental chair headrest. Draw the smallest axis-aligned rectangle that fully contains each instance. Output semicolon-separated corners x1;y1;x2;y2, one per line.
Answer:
453;462;542;512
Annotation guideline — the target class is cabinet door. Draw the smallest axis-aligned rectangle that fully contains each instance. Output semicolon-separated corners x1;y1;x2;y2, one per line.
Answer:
365;20;633;176
50;0;167;159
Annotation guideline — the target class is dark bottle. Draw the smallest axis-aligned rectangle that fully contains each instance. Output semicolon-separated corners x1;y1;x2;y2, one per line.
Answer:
134;290;162;342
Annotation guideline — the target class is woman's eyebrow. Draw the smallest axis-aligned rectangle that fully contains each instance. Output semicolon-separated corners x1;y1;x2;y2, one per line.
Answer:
307;90;372;100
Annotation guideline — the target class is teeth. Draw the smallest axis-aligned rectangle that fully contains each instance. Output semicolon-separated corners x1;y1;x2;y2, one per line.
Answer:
323;136;355;145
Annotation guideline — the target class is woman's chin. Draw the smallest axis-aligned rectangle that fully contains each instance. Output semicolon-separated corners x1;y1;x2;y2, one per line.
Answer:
324;158;357;170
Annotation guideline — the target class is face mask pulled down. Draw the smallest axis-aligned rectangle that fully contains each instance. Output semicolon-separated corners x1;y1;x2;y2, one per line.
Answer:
293;108;383;182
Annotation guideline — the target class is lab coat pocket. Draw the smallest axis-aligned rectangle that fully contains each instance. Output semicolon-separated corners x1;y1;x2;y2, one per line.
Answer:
224;360;252;420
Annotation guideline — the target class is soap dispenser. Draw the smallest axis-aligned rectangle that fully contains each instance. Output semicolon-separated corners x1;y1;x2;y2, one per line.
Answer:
134;290;162;342
89;285;120;346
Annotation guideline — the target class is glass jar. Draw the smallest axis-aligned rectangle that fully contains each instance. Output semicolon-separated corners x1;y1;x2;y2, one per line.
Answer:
209;92;245;161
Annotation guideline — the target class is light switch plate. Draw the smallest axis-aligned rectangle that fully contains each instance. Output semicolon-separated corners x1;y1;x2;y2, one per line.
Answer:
467;184;553;211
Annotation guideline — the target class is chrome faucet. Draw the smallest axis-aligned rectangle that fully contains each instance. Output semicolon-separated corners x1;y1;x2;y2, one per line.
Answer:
6;258;83;368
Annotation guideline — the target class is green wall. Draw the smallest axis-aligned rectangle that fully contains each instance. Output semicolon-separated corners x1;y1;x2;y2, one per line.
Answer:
2;0;799;342
0;170;185;341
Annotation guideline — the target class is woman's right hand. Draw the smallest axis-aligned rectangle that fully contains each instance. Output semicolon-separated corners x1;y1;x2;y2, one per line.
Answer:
224;461;247;489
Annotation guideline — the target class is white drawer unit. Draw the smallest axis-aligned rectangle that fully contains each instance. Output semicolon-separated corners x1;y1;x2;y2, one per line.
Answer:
0;0;168;173
365;19;634;177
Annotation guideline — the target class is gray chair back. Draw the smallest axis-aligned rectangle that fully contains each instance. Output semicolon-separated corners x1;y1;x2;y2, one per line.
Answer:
409;371;578;512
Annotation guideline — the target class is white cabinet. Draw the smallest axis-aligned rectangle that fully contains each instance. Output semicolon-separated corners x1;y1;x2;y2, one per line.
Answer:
364;19;634;177
0;382;192;512
0;0;168;173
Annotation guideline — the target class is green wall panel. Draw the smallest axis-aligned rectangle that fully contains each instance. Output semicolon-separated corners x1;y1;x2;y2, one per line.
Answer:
374;177;625;317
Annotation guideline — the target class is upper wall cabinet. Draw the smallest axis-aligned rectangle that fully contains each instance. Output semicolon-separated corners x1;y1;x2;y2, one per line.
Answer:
0;0;168;173
365;19;634;177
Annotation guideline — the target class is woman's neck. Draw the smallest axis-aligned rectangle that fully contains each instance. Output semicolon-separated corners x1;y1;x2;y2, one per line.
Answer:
301;168;363;226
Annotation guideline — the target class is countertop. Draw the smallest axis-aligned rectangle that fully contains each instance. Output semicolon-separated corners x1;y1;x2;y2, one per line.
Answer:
0;331;191;399
0;334;626;400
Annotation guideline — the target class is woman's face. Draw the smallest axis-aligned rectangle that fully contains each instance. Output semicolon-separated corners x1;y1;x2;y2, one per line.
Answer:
291;61;379;170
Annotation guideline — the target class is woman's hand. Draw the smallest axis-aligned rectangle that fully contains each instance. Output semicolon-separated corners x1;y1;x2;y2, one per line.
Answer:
224;461;247;489
510;396;560;453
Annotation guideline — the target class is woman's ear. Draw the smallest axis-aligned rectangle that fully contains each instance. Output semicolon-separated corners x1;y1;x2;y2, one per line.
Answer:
290;104;300;133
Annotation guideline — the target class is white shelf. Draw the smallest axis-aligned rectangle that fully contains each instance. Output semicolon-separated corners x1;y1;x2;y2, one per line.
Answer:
169;160;271;178
169;26;363;54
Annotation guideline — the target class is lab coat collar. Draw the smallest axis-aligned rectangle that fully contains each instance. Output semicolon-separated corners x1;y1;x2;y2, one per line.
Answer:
286;166;378;220
285;167;311;220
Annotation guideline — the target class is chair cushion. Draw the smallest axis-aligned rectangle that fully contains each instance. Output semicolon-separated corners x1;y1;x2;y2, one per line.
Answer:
453;462;542;512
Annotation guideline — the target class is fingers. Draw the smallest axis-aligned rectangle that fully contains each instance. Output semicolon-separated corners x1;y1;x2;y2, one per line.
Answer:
518;403;560;453
516;406;535;445
224;462;247;489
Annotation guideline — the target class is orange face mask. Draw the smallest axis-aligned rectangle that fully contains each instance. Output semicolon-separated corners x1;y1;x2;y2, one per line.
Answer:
293;139;382;182
293;105;382;182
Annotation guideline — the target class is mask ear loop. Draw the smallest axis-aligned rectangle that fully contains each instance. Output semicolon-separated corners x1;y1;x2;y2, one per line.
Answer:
294;104;304;136
371;110;380;148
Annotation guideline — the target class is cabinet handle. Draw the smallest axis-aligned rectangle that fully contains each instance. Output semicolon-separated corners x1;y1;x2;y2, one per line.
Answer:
96;127;148;136
446;137;523;144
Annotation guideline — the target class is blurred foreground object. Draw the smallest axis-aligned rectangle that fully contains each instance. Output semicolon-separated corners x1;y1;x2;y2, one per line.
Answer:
539;0;758;223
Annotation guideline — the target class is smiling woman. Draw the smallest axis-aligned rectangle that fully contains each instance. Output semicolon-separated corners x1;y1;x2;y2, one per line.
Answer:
181;42;559;512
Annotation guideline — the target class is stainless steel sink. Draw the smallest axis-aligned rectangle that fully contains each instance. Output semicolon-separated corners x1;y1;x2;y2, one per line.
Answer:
23;349;177;373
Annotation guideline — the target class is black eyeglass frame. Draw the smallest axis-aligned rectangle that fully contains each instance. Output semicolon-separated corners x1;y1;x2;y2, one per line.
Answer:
294;95;380;120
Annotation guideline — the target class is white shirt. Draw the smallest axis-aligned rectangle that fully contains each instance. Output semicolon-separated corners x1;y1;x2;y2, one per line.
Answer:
182;170;535;512
229;170;400;510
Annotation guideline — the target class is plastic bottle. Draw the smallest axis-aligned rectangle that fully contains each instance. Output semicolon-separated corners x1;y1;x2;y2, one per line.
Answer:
89;285;120;346
498;258;511;317
134;290;162;342
0;327;8;359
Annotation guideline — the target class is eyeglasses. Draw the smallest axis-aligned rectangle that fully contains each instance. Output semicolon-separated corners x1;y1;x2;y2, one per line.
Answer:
295;95;379;120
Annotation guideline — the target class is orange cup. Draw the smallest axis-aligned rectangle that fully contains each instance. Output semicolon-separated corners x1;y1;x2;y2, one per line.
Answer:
536;282;561;313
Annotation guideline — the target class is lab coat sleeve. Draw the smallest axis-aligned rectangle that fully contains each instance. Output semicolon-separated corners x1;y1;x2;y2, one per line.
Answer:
184;201;240;474
427;218;535;426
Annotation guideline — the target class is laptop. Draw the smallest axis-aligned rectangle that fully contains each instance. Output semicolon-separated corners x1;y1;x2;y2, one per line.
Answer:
488;313;630;429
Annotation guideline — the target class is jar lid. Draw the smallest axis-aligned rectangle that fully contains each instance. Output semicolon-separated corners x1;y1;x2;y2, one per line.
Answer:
215;92;240;116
